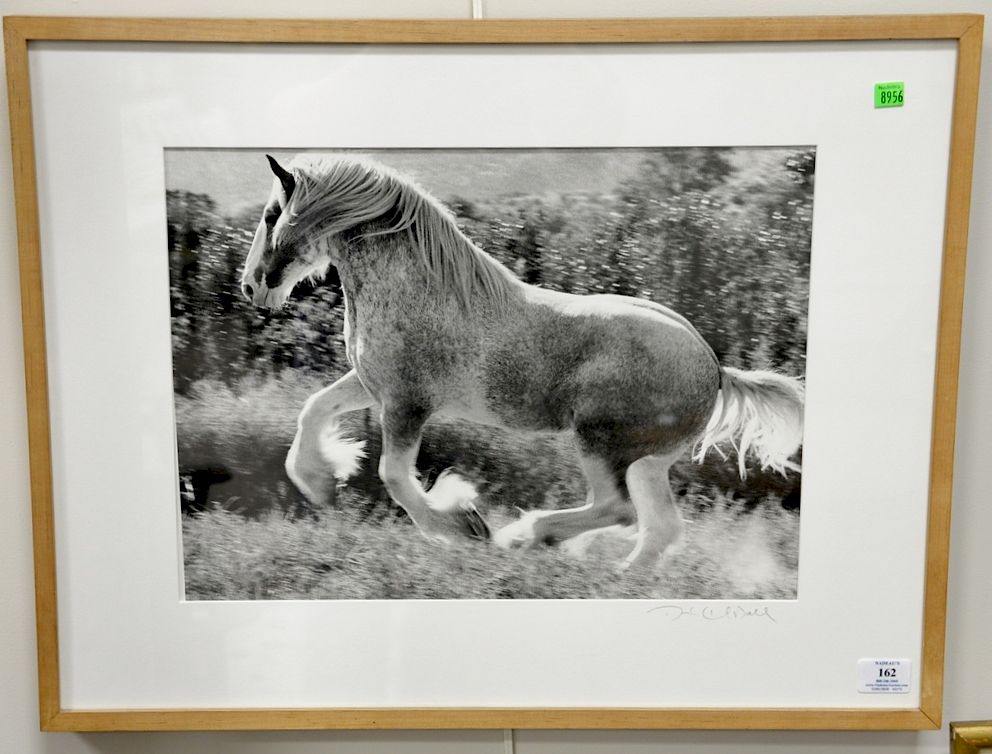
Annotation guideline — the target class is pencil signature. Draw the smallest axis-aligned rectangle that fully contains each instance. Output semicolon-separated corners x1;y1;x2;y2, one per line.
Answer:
647;604;777;623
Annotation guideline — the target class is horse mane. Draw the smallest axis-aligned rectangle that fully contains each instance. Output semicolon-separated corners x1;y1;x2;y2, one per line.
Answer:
279;154;518;308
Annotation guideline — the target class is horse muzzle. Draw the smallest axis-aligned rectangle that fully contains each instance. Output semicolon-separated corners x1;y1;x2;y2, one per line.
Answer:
241;280;271;308
242;280;289;309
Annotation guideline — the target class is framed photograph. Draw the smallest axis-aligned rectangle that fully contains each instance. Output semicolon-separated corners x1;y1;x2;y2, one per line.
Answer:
4;14;982;731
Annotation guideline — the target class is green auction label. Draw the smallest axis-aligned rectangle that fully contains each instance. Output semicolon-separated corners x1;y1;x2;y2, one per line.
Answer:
875;81;905;108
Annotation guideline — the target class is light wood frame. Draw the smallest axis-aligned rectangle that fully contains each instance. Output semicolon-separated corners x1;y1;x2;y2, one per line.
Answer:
3;13;983;732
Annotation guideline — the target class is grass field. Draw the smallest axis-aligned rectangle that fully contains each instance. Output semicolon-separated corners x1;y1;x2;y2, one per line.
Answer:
182;489;799;601
177;374;801;601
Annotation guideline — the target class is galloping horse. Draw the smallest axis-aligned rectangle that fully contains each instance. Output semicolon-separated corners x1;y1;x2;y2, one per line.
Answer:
241;154;804;568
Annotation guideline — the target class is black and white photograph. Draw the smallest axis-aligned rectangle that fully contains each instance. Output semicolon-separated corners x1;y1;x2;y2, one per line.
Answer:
166;147;813;601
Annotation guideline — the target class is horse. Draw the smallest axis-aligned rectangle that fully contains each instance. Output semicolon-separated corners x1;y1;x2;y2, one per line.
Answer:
240;153;804;568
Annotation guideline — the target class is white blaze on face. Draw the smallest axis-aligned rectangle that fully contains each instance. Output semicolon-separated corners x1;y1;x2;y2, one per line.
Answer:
242;174;334;310
242;179;284;306
242;219;267;290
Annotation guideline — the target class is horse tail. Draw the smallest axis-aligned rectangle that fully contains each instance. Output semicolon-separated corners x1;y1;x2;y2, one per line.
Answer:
693;367;805;478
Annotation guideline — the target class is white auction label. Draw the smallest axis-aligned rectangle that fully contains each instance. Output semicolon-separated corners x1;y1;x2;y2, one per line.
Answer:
857;659;912;693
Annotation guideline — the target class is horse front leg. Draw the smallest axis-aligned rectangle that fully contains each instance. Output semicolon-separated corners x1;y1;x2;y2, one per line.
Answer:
378;406;490;542
286;370;375;506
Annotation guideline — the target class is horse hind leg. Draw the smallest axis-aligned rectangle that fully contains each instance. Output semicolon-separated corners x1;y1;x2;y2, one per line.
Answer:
286;370;374;506
494;451;634;550
623;452;685;569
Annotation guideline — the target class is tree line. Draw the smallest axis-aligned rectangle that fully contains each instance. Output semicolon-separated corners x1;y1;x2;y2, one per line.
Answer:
167;148;813;395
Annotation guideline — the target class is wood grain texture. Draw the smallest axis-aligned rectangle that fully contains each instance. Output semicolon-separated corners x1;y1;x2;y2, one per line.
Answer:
2;14;984;44
918;13;984;730
3;12;983;732
43;706;938;731
3;16;61;731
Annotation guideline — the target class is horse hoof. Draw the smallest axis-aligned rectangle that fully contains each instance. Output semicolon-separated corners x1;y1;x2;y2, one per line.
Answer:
623;535;680;571
493;514;538;550
419;505;490;544
620;554;657;572
460;505;491;540
424;471;490;541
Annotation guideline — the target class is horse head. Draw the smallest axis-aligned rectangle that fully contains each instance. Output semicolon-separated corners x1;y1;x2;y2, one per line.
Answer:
240;155;334;309
242;153;516;311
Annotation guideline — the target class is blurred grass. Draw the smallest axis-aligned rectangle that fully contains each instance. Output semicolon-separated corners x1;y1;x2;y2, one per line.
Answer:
177;372;800;600
183;490;799;600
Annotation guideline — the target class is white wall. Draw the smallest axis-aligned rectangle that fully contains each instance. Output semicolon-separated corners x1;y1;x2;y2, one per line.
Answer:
1;1;989;753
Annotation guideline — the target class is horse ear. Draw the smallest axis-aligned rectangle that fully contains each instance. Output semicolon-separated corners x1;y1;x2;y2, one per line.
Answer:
266;154;296;200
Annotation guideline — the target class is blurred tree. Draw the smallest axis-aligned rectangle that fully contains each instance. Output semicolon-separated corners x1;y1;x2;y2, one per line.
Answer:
166;146;813;393
507;208;545;285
